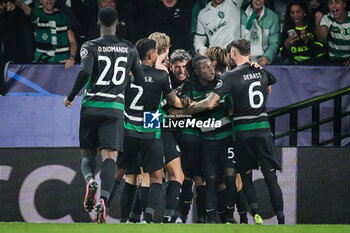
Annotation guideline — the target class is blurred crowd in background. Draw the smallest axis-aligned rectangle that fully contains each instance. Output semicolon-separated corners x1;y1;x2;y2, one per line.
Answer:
0;0;349;70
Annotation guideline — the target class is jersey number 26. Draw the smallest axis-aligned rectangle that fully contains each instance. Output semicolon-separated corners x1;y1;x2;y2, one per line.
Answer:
96;56;127;86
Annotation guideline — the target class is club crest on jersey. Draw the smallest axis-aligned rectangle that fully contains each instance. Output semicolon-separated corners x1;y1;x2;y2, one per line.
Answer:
214;79;223;89
144;111;161;129
80;48;88;59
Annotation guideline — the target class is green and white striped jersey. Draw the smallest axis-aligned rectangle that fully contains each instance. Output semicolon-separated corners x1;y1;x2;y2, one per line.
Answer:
321;11;350;60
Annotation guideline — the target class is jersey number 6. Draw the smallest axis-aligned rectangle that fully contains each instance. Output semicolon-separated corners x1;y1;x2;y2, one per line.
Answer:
248;81;264;109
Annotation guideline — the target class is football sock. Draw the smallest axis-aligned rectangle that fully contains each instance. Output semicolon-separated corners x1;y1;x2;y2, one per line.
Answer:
217;189;227;223
81;155;96;184
241;172;259;215
262;169;284;216
100;158;116;203
249;202;259;217
144;183;162;223
163;180;181;223
129;186;142;223
205;178;217;223
196;185;206;223
178;180;193;222
120;182;136;222
237;190;248;224
224;175;237;220
106;179;120;211
277;211;285;224
139;186;150;214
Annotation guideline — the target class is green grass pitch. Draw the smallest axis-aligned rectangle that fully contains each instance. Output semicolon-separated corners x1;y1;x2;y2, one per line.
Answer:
0;223;349;233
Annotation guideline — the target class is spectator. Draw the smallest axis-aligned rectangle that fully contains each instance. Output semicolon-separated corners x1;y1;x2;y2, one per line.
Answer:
309;0;329;15
280;0;328;64
190;0;209;52
241;0;280;65
0;0;33;63
194;0;244;55
15;0;77;69
135;0;196;52
315;0;350;65
83;0;136;43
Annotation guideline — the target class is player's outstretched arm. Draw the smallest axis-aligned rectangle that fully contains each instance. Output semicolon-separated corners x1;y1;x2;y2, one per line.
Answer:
165;91;188;109
185;92;220;115
64;67;90;106
168;92;220;116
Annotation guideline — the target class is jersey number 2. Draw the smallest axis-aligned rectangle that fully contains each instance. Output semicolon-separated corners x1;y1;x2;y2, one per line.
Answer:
96;56;127;85
129;83;144;110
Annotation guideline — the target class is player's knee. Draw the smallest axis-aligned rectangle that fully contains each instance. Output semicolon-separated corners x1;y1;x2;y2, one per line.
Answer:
80;149;98;158
224;167;237;177
101;149;118;161
262;168;277;176
115;166;126;180
150;169;164;184
206;176;216;189
217;182;226;191
262;168;278;185
194;176;205;186
167;170;184;184
125;174;137;185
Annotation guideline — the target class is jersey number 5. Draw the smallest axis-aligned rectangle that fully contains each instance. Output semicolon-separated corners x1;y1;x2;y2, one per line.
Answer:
248;81;264;109
96;56;128;85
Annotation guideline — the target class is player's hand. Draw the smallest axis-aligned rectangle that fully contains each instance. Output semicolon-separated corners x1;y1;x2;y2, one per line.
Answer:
258;56;270;66
344;60;350;66
250;61;263;69
315;12;323;24
63;96;73;108
300;29;309;44
156;52;169;73
227;107;234;117
6;1;16;12
180;97;192;108
61;57;75;70
284;34;299;49
188;101;197;108
310;0;320;9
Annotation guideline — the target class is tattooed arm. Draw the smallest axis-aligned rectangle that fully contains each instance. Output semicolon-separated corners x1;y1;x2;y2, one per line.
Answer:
168;92;220;116
165;91;191;109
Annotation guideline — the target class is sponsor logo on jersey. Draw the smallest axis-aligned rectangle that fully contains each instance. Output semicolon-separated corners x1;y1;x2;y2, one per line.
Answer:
143;111;161;129
42;33;49;41
218;11;225;19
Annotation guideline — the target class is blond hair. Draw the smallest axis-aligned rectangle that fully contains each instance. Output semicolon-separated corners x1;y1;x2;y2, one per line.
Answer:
148;32;171;55
204;46;229;72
